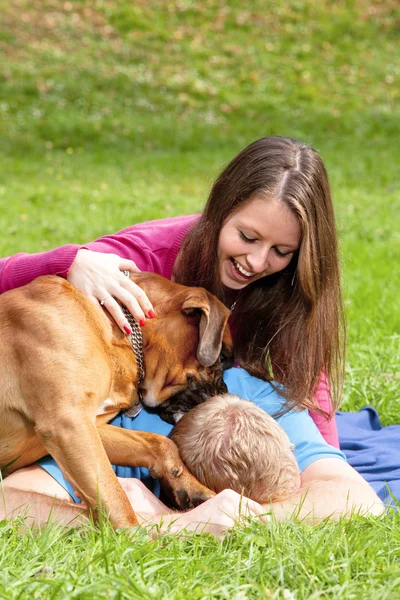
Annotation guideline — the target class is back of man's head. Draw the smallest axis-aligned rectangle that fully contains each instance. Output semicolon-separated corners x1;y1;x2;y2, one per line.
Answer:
170;394;300;503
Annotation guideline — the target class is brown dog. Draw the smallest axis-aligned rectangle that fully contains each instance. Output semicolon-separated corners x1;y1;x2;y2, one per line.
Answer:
0;272;232;528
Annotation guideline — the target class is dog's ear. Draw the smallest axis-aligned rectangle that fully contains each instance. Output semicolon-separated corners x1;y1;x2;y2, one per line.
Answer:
182;291;229;367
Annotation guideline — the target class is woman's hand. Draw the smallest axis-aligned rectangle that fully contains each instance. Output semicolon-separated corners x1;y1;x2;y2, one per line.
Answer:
67;249;155;333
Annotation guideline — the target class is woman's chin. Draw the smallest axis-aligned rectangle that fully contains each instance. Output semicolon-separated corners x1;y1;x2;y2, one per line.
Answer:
221;278;249;291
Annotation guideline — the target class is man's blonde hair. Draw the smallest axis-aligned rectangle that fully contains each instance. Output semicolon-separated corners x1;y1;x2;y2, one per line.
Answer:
170;394;300;503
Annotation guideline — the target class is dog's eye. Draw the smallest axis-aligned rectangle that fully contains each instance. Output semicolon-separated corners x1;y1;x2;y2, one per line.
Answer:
219;351;233;370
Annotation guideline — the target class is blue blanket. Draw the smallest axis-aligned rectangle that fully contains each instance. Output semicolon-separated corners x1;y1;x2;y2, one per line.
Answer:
337;408;400;505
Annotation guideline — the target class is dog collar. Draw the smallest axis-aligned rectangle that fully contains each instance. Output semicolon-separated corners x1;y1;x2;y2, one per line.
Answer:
121;303;144;418
120;270;144;418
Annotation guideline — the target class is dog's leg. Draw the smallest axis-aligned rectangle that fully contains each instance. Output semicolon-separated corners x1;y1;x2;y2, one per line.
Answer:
34;417;140;528
97;425;214;509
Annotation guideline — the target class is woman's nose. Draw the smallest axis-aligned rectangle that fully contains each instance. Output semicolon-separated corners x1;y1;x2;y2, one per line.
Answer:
247;248;269;273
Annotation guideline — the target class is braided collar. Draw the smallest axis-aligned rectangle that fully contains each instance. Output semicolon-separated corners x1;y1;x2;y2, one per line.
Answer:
120;270;145;418
122;303;144;418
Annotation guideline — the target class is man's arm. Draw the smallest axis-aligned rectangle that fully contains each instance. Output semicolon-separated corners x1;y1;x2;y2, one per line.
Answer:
124;458;385;533
1;459;385;534
0;487;91;528
0;466;90;527
0;466;265;536
0;467;169;529
262;458;385;523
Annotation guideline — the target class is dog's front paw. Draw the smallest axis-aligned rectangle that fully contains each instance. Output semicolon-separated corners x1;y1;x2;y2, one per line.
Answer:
175;487;215;510
159;468;215;510
149;464;184;480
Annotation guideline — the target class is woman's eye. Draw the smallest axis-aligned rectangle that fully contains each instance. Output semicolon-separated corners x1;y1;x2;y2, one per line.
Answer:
274;247;293;258
239;230;257;243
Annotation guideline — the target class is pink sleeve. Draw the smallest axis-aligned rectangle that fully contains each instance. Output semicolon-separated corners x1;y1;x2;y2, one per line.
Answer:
0;237;155;295
308;372;340;448
0;245;81;294
84;233;161;274
83;216;198;279
0;216;196;295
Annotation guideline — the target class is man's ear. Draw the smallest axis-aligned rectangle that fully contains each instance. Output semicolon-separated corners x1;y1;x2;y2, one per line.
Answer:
182;291;230;367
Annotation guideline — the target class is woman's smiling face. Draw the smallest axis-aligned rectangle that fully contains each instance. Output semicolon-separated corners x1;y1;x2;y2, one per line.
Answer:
217;195;301;290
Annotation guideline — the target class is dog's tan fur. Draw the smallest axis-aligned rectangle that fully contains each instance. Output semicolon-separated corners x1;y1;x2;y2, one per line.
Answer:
0;272;232;528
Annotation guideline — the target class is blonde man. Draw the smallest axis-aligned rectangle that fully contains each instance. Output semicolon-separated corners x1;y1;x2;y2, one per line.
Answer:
170;394;300;504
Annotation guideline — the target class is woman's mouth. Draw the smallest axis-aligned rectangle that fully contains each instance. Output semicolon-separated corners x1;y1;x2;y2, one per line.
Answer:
229;258;254;281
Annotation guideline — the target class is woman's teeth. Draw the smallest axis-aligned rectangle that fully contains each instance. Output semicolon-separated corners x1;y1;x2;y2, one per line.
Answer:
232;259;253;278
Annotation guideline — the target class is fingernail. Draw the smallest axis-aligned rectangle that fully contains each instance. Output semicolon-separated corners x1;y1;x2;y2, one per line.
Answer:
124;325;132;335
148;310;155;319
139;319;146;327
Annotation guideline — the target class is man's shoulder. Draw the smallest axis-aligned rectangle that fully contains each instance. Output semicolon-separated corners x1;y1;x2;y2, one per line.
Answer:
223;368;284;411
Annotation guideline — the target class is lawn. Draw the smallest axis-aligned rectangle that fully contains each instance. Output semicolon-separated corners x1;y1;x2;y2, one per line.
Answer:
0;0;399;597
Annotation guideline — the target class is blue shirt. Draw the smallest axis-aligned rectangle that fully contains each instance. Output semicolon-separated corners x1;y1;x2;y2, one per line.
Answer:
39;367;345;502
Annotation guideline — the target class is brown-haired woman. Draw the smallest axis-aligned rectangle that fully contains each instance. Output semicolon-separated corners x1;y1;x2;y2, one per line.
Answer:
0;136;383;529
177;136;344;426
0;135;343;445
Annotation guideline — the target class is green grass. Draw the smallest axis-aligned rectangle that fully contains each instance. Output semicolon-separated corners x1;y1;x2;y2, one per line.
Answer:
2;512;400;599
1;0;400;597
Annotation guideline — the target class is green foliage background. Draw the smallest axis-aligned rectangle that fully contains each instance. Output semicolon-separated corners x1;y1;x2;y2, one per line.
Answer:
1;0;399;417
0;1;400;597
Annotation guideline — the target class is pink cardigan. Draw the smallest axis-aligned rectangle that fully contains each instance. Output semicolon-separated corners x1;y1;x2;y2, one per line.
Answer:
0;214;339;447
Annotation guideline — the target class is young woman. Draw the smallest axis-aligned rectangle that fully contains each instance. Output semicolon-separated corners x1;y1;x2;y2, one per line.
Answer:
0;136;344;445
1;137;383;533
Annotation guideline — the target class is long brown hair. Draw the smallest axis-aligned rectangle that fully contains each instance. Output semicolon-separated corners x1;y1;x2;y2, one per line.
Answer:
176;136;345;412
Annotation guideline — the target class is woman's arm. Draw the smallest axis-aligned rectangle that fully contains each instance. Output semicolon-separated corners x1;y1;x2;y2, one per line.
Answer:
0;222;155;295
0;247;150;333
0;216;197;330
0;246;81;295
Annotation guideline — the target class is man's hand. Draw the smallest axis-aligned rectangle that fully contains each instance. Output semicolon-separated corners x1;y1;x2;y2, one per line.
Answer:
118;479;265;536
117;478;174;521
157;489;266;537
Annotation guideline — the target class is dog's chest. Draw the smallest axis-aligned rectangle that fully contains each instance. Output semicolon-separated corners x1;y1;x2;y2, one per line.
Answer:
96;396;132;417
96;390;139;419
97;398;117;416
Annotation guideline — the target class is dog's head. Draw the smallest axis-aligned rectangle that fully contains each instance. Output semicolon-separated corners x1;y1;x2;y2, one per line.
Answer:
152;354;231;425
129;273;233;408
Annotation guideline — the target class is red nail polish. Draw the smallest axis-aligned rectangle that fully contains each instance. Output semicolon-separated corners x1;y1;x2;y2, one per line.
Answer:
139;319;146;327
148;310;155;319
124;325;132;335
